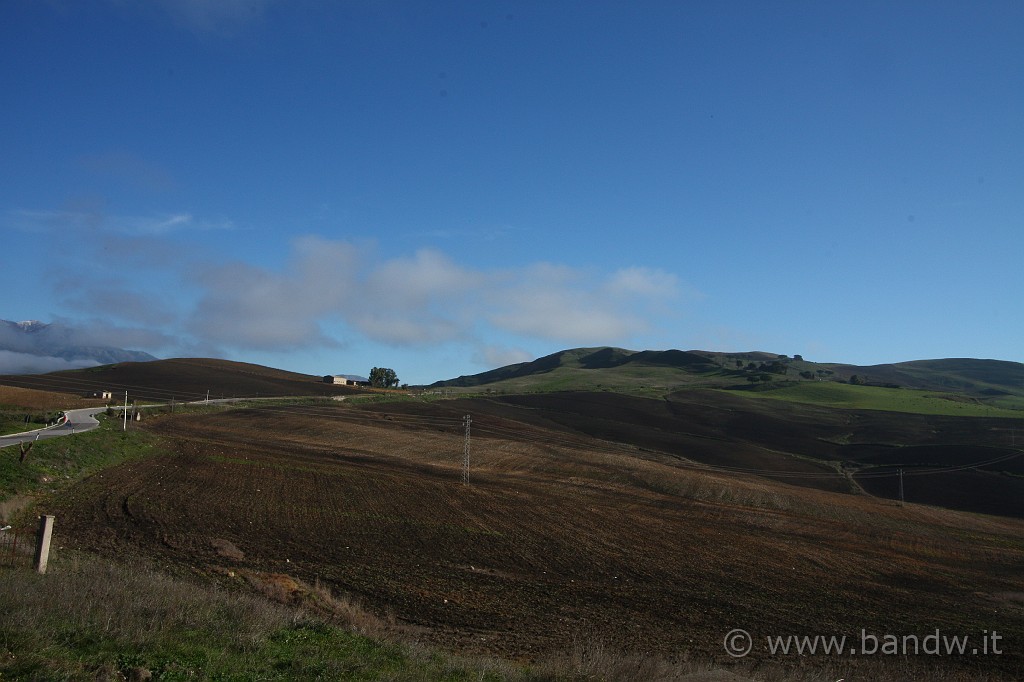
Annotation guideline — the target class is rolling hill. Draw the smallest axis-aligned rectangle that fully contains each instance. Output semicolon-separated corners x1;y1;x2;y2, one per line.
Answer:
0;357;361;402
430;346;1024;405
429;347;728;393
845;357;1024;397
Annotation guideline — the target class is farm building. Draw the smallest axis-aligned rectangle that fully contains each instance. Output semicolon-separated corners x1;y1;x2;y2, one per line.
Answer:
323;374;370;387
84;390;114;400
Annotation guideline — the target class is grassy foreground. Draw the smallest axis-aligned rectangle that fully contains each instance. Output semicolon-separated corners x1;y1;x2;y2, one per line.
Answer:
2;552;1011;682
0;418;162;523
0;551;537;681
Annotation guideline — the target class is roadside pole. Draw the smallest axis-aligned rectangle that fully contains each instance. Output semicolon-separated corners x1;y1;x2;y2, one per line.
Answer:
462;414;471;484
33;515;54;574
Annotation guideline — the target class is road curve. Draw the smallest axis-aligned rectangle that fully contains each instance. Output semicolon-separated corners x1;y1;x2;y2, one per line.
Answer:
0;407;107;449
0;396;306;450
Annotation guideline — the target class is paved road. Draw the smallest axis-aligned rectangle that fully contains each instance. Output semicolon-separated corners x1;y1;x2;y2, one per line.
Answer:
0;396;294;450
0;407;108;449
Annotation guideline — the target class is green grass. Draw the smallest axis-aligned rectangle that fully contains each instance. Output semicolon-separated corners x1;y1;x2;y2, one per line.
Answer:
0;409;63;436
343;392;418;406
987;394;1024;411
735;382;1024;417
435;365;736;398
0;415;163;516
1;552;1007;681
0;552;529;682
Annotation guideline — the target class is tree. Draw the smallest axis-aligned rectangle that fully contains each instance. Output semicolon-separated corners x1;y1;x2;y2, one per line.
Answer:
759;361;788;375
369;367;399;388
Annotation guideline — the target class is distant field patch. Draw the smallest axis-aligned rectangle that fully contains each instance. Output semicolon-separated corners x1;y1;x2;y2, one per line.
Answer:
0;386;107;435
733;382;1024;416
0;385;103;411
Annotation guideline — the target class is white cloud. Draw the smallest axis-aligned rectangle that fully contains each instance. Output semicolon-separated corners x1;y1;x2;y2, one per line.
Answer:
351;314;464;347
182;237;693;352
23;219;696;365
5;208;234;236
484;262;685;344
604;266;681;299
0;351;99;375
488;284;643;343
187;261;344;350
55;278;179;327
474;345;534;369
365;249;484;311
50;317;180;354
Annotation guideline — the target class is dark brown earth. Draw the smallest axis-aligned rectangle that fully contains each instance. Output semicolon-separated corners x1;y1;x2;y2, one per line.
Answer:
365;390;1024;517
0;358;361;402
46;394;1024;678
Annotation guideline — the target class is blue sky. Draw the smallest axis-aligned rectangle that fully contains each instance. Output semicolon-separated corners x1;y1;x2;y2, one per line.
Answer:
2;1;1022;384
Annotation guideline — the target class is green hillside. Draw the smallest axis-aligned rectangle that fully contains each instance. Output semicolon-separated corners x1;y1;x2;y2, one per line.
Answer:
734;381;1024;417
824;357;1024;395
429;347;1024;412
428;347;733;395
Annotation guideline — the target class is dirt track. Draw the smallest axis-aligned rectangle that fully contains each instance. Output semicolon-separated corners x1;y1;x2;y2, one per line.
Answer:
49;400;1024;675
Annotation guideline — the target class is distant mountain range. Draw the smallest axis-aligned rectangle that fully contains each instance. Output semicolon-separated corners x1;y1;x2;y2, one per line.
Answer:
0;319;157;374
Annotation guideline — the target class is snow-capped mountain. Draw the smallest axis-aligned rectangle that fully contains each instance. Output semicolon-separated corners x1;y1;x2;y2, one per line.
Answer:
0;319;158;374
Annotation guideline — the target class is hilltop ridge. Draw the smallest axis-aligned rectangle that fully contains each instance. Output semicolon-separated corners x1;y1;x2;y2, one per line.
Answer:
430;346;1024;403
0;357;360;402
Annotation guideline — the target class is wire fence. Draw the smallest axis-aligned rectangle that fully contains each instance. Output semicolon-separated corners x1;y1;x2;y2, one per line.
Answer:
0;524;37;570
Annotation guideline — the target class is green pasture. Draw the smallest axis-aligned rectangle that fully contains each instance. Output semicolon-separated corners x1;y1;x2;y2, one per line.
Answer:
737;381;1024;417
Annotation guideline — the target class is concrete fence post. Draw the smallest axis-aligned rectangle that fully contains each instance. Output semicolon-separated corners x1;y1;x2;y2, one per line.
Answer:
33;515;54;574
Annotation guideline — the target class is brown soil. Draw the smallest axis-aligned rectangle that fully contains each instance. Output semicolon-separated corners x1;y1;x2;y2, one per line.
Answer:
0;385;106;411
46;399;1024;677
1;358;362;403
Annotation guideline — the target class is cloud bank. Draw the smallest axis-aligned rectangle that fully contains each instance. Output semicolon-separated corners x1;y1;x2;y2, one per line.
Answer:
184;236;688;356
14;206;695;375
0;351;100;376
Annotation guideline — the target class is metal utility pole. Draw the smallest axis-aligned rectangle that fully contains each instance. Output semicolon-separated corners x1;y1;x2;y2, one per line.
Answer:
123;391;128;431
462;414;472;484
898;468;904;506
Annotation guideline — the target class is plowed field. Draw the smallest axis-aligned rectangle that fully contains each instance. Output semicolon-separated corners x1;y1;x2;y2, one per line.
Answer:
49;399;1024;676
